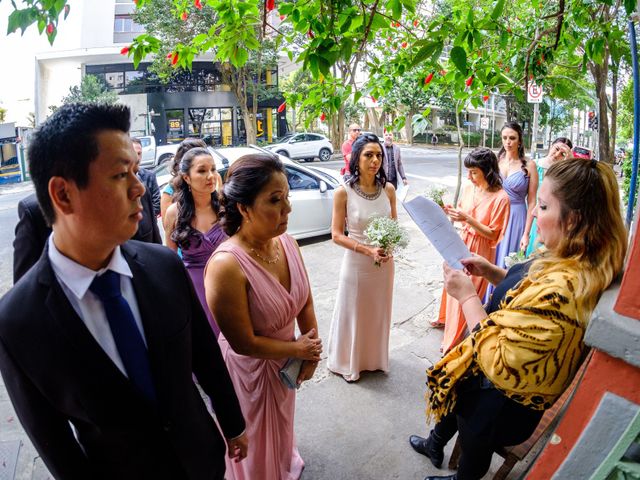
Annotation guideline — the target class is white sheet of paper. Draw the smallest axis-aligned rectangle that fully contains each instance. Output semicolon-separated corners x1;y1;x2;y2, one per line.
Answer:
402;196;471;270
395;183;409;203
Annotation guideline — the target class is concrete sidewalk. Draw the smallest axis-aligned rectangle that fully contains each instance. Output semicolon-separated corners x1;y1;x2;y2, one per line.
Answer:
0;198;536;479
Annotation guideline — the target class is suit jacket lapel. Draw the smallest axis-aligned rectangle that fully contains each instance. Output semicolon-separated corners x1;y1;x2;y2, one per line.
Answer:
38;254;135;392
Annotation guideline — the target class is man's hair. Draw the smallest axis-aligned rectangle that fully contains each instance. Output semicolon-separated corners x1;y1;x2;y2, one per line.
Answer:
131;137;143;146
28;103;131;225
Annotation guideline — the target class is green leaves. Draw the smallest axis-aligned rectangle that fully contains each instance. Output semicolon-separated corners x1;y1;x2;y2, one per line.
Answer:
490;0;505;20
449;46;467;73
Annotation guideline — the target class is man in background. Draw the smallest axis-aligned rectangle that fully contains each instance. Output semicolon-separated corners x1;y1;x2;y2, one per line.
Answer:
382;131;408;190
341;123;361;176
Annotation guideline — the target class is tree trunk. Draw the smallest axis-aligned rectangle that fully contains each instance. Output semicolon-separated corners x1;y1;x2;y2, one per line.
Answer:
454;100;465;206
589;59;612;163
610;69;618;155
404;109;415;146
330;105;345;152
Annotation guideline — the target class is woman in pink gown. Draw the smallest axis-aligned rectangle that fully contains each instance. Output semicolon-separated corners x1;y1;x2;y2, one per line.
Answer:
205;153;322;480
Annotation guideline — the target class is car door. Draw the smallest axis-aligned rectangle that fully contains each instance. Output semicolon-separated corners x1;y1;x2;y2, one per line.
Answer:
285;165;333;238
305;134;323;158
288;134;306;158
138;136;156;167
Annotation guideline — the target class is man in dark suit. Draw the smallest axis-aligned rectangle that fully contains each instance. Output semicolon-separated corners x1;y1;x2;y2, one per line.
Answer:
382;131;408;190
131;137;161;216
12;140;162;283
0;103;247;479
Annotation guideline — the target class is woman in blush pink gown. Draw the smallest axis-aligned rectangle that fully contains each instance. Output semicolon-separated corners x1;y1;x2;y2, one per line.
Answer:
205;153;322;480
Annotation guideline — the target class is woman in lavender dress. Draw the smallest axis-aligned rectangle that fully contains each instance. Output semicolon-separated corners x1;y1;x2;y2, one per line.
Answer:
164;147;227;336
487;122;537;301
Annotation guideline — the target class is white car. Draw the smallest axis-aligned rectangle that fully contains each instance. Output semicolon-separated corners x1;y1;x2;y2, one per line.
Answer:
264;133;333;162
155;145;342;240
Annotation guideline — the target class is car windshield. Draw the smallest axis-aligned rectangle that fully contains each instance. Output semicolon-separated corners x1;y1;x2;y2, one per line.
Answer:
574;147;590;155
274;134;294;144
308;167;340;186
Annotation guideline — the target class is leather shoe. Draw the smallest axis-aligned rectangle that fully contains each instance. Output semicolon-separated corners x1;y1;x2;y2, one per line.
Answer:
424;475;456;480
409;434;444;468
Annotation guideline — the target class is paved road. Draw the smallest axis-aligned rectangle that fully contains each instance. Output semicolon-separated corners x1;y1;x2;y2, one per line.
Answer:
0;147;527;479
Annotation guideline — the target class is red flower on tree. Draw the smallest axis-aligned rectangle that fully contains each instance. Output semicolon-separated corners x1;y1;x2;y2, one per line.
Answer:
401;42;408;48
413;19;419;27
277;102;286;113
120;46;130;55
465;75;474;88
266;0;275;12
181;11;188;21
307;30;314;39
483;95;489;102
168;52;179;65
46;23;54;35
280;14;286;20
194;0;203;10
320;113;326;122
424;73;434;85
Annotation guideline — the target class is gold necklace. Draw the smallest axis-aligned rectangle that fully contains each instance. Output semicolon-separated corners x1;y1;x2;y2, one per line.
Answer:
250;241;280;264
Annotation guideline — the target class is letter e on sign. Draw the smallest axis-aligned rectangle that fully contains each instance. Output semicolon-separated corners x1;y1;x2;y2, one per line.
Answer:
527;82;543;104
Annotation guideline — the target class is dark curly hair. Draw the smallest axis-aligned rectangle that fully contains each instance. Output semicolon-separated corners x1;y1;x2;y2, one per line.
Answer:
346;133;387;187
219;153;286;235
28;103;131;225
497;121;528;176
464;147;502;190
171;147;220;248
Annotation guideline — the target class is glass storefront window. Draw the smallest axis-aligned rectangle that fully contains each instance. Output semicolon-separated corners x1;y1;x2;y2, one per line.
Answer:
105;72;124;91
166;109;185;143
124;71;144;93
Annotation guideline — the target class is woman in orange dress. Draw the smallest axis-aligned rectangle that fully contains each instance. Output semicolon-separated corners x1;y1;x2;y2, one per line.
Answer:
433;147;510;353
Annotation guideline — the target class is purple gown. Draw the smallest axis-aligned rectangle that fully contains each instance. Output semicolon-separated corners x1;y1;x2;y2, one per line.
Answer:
494;169;530;268
485;170;530;304
182;223;228;336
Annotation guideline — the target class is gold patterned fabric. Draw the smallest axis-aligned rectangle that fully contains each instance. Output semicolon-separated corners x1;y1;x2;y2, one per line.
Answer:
426;269;586;423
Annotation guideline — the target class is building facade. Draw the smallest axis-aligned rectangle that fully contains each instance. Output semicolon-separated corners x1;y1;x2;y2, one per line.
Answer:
34;0;286;146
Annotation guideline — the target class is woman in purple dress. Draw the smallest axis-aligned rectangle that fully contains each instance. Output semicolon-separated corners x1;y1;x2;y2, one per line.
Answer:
493;122;538;267
164;147;227;336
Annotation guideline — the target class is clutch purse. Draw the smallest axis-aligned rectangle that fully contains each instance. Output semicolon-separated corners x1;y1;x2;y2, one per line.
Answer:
279;358;303;389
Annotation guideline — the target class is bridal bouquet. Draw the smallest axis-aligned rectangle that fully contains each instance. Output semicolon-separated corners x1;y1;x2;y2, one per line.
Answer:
364;216;410;266
504;250;526;268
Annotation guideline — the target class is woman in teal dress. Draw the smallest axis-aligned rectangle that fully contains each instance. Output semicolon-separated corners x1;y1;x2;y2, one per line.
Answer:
525;137;573;256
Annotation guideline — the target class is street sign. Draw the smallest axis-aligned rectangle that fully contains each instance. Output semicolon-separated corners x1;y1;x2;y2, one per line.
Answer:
463;121;473;126
527;81;543;103
480;117;489;130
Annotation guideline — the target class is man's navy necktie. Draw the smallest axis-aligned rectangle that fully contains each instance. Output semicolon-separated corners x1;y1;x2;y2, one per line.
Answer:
89;271;157;403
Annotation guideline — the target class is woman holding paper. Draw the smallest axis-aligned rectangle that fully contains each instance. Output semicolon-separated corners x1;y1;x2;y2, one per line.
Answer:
411;159;627;480
432;147;510;353
204;154;321;479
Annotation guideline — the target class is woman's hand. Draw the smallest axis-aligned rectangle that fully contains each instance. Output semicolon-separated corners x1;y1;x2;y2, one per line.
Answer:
365;245;391;264
294;328;322;361
296;360;318;386
460;255;492;278
226;432;249;463
444;205;468;223
443;263;477;302
520;233;529;252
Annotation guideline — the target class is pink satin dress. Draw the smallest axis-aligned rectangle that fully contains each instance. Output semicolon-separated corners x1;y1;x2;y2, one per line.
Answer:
212;234;308;480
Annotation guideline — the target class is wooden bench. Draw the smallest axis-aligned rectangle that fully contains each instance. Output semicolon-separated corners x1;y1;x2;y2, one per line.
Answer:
447;350;593;479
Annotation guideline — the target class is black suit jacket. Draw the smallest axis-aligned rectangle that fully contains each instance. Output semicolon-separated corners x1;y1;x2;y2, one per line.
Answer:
0;241;245;479
13;189;161;283
138;167;161;216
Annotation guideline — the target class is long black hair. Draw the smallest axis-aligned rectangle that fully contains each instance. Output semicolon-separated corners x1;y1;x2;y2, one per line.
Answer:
346;133;387;187
497;121;528;176
464;147;502;190
219;153;286;235
171;147;220;248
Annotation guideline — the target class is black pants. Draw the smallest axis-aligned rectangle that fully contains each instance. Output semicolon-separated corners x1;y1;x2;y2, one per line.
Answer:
388;178;398;190
433;376;544;480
